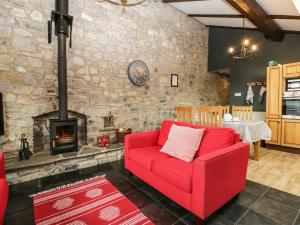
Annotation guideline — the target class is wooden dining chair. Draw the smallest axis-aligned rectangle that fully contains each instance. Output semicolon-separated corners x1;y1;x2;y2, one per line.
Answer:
176;106;194;124
208;106;229;120
221;106;230;116
232;105;253;121
198;106;223;127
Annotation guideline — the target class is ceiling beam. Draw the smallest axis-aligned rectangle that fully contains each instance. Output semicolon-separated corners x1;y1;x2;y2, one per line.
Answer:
207;25;258;31
207;25;300;35
189;14;243;18
224;0;284;41
188;14;300;20
270;15;300;19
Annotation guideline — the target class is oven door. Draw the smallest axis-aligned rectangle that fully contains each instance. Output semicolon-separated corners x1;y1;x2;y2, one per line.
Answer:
283;98;300;119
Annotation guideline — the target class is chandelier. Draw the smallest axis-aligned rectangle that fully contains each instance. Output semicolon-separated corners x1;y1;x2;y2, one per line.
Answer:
228;18;258;61
98;0;146;7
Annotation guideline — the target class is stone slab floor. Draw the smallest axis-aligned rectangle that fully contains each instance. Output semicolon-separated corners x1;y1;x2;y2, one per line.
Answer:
248;147;300;197
4;160;300;225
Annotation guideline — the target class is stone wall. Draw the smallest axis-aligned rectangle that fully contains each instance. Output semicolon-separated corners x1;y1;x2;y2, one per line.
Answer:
0;0;229;158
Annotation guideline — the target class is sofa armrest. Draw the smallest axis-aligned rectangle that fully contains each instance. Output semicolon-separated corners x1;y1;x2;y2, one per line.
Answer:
0;152;6;179
191;142;250;219
124;130;160;159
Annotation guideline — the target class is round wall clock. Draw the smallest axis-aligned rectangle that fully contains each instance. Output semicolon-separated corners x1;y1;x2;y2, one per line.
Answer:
127;60;149;86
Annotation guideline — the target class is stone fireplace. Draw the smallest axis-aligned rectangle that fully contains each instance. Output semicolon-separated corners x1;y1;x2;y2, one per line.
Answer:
33;111;87;153
0;0;229;159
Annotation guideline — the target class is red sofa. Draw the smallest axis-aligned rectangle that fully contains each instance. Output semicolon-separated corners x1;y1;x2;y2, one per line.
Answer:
0;152;8;225
125;120;250;223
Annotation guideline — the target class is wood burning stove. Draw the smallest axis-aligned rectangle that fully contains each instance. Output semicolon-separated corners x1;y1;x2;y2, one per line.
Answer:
48;0;78;154
50;119;78;155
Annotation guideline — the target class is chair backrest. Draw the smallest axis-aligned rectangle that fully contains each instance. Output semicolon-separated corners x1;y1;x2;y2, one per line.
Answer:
221;106;230;116
198;106;223;127
205;106;229;120
176;106;194;124
232;105;253;121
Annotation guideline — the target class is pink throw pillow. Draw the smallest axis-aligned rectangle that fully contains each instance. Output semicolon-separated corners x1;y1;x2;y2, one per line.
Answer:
158;120;196;146
160;124;205;162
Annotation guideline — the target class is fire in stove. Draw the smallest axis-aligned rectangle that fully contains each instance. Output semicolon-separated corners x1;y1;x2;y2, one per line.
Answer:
50;119;78;155
55;125;75;146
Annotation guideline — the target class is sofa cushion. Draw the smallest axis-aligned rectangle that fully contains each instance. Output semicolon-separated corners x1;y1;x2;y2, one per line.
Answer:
161;124;205;162
158;120;196;146
196;128;236;157
152;158;193;193
128;146;170;170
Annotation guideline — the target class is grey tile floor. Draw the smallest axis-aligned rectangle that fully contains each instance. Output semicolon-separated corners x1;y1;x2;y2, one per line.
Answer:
4;160;300;225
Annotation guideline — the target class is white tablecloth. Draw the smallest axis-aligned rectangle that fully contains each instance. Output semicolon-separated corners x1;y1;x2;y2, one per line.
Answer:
223;121;272;143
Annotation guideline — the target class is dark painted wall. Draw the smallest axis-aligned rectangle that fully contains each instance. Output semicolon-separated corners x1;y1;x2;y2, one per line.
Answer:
208;27;300;111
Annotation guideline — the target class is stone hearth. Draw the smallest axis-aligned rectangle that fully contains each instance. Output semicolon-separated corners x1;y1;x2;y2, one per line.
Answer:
6;143;123;184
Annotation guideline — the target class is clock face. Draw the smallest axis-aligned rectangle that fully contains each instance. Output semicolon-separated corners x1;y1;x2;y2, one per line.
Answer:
128;60;149;86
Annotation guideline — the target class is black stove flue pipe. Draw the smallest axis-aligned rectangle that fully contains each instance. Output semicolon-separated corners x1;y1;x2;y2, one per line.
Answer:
48;0;73;120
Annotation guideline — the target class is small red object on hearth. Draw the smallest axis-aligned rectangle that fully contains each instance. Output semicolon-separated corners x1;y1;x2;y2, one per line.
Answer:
97;136;110;147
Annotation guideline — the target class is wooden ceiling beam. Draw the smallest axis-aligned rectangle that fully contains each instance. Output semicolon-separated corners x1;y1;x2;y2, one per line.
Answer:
188;14;300;20
207;25;258;31
207;25;300;35
189;14;243;18
224;0;284;41
270;15;300;19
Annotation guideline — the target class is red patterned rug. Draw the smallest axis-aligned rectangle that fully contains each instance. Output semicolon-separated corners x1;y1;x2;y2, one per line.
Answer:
33;176;154;225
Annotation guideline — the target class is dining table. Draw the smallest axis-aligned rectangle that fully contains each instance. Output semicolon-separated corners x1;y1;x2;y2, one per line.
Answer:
222;120;272;161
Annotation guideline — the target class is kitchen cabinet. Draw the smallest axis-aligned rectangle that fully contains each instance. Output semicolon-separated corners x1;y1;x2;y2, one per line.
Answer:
266;119;281;145
281;119;300;148
283;62;300;78
266;62;300;149
266;66;282;118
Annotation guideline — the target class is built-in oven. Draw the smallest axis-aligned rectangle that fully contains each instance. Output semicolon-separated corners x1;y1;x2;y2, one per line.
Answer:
286;79;300;91
283;91;300;119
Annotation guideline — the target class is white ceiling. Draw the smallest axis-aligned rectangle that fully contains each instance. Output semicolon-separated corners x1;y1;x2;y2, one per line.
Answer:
194;17;256;28
169;0;300;31
256;0;299;15
169;0;239;15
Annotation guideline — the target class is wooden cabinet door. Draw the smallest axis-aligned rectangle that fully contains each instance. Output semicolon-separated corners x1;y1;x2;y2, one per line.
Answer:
266;119;281;145
266;66;282;118
281;119;300;148
283;63;300;78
